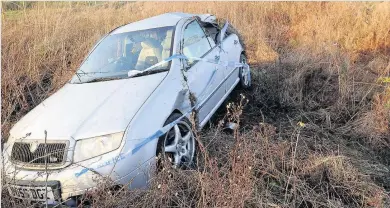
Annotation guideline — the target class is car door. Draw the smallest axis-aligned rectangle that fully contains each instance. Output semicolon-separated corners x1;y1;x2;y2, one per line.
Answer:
181;20;225;125
219;33;242;93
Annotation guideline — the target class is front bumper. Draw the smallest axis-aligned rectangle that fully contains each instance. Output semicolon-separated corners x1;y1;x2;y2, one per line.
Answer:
6;180;61;203
4;147;154;201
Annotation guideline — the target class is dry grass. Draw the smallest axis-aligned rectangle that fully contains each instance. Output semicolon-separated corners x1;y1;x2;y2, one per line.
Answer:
1;2;390;207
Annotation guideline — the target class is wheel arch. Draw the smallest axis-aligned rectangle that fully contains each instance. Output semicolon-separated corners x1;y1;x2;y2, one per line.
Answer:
171;109;184;118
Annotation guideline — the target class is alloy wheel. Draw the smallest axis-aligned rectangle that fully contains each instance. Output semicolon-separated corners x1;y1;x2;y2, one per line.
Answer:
162;121;195;167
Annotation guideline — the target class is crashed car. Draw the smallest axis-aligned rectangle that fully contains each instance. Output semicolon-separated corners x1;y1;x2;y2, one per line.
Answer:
3;12;251;205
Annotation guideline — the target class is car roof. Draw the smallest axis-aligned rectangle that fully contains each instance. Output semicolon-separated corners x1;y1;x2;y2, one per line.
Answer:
111;12;195;34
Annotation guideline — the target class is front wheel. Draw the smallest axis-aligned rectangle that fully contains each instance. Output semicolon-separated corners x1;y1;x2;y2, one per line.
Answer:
239;54;251;89
156;113;196;169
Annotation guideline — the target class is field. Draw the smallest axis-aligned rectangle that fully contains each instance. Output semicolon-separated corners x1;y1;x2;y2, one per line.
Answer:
1;2;390;207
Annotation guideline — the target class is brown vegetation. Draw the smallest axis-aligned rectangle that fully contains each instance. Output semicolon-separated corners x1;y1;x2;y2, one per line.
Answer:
2;2;389;207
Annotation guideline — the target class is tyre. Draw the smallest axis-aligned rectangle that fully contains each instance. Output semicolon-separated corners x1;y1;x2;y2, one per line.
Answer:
239;54;251;89
156;113;197;169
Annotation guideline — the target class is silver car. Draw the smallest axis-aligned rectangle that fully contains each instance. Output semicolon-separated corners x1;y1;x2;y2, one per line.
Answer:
3;12;251;205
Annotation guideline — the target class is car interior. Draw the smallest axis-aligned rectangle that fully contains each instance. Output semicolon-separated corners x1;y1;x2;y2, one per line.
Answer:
127;22;218;72
125;29;172;70
111;24;219;73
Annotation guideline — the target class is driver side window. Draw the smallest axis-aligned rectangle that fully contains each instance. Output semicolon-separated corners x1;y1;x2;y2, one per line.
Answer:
182;20;212;66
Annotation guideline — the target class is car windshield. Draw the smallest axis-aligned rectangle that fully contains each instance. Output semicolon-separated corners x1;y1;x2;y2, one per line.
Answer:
70;26;174;84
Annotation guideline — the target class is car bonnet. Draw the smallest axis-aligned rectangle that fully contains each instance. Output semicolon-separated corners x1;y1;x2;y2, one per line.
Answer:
9;72;168;141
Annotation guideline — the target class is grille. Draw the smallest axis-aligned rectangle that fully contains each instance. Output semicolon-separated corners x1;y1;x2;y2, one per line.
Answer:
11;142;67;166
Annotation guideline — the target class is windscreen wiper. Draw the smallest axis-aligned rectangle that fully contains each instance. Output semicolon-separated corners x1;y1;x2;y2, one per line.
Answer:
82;76;125;83
127;69;168;78
75;69;167;83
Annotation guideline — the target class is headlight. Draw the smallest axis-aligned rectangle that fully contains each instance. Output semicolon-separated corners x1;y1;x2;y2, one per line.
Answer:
73;132;124;163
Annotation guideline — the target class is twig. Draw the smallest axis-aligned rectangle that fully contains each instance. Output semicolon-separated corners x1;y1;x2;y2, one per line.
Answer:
44;130;48;208
284;127;300;204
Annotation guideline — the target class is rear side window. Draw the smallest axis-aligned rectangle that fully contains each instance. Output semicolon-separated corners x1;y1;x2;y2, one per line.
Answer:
182;21;211;65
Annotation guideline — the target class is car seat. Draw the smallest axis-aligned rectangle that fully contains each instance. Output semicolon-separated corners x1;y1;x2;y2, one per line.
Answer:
135;39;162;70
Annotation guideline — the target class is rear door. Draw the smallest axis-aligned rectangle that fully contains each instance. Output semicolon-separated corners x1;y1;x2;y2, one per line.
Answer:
180;20;225;124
